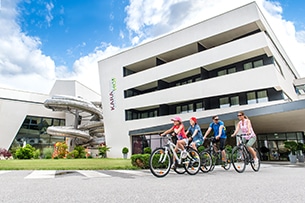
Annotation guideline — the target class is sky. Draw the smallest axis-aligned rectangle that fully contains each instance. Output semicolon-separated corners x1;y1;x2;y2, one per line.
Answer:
0;0;305;94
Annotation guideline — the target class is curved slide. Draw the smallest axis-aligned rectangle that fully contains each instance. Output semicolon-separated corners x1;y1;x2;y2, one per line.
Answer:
44;95;104;146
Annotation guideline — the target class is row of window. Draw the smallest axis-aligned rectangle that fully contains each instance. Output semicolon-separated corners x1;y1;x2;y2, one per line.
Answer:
123;29;263;77
126;89;273;120
125;56;269;99
217;59;263;76
10;116;66;151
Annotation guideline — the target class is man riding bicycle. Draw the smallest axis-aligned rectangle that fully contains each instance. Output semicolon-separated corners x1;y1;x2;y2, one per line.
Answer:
203;115;227;166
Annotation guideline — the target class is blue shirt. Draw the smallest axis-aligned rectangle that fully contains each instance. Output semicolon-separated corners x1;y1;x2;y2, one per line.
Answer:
187;124;204;141
209;120;226;139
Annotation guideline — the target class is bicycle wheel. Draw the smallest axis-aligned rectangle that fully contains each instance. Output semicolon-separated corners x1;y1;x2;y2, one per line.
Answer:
184;148;201;175
174;151;186;174
231;146;246;173
222;149;231;170
199;151;212;173
209;152;216;172
149;147;171;178
250;148;260;172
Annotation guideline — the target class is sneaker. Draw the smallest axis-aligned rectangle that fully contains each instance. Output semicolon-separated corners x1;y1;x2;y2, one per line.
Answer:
254;158;259;165
181;150;188;159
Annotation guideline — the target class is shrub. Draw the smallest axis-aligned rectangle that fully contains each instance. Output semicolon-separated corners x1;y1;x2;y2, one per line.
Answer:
122;147;129;154
42;147;53;159
53;142;68;158
197;146;205;153
67;150;79;159
74;146;86;158
143;147;151;154
15;144;36;159
33;149;41;159
131;154;150;169
225;145;233;153
98;145;111;158
0;148;12;159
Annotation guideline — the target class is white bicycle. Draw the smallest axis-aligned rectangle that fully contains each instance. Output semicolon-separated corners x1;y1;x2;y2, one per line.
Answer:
149;134;201;178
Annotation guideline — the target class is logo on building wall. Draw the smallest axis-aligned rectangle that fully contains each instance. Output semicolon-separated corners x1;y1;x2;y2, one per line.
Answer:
109;78;116;111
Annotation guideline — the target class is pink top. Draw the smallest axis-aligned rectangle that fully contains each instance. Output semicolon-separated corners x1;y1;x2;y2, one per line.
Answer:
239;119;256;140
171;124;187;140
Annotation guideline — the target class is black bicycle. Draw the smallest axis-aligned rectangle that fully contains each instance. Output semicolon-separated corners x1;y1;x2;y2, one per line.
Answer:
203;137;231;172
231;134;260;173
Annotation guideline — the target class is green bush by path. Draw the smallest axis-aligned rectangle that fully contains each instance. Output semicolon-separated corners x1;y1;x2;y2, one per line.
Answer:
0;158;136;170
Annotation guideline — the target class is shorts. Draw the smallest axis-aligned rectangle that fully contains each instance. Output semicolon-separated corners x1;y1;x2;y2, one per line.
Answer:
191;139;203;147
212;138;226;151
242;136;256;147
177;138;188;146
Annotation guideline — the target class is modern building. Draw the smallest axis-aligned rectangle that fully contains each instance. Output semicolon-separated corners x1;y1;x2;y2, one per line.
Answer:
0;80;101;154
98;2;305;160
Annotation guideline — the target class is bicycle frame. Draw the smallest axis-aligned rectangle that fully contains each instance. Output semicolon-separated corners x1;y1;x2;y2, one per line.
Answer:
236;135;253;164
162;135;184;164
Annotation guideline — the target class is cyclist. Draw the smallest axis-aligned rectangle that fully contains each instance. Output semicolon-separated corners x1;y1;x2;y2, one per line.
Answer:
231;111;258;165
203;115;227;165
160;116;188;168
186;117;204;151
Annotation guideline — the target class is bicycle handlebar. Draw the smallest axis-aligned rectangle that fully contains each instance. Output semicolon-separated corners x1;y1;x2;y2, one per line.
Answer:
236;134;251;138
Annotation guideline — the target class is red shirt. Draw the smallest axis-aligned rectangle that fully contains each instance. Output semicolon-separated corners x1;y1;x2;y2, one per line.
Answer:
171;124;187;140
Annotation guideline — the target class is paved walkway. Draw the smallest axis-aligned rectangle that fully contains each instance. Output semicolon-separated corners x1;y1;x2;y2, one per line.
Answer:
262;161;305;167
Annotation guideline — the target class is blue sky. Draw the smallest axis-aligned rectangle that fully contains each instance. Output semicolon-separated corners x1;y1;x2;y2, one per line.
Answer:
17;0;130;69
0;0;305;93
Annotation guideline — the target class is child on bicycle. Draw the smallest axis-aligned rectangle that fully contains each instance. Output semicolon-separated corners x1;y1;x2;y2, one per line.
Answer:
186;117;204;151
231;111;258;165
160;116;188;168
203;115;227;165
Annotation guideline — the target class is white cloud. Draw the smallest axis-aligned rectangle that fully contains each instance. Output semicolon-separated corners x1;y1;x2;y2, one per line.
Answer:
45;2;54;27
125;0;305;77
0;0;305;95
0;0;56;93
63;44;123;93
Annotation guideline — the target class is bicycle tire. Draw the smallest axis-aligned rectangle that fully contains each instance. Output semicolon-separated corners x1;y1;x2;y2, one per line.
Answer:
222;149;231;170
184;148;201;175
209;152;216;172
250;148;260;172
231;146;246;173
174;151;186;174
199;151;212;173
149;147;171;178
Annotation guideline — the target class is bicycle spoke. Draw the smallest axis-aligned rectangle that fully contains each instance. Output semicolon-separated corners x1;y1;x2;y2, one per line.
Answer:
149;148;171;178
199;151;212;173
231;147;246;173
250;148;261;172
184;149;201;175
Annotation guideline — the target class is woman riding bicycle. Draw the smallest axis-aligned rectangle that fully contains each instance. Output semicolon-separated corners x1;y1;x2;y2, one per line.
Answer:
160;116;188;168
231;111;259;165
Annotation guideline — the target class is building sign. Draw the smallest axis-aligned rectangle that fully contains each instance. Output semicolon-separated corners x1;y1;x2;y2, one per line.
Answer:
109;78;116;111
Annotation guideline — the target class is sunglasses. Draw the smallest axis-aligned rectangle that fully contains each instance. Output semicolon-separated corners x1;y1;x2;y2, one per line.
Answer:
237;114;242;117
214;118;219;120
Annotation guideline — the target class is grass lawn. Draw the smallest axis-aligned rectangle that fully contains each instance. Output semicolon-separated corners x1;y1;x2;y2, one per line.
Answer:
0;158;136;170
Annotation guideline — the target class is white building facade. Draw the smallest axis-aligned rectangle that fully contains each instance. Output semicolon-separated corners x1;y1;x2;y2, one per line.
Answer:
98;2;305;160
0;80;101;152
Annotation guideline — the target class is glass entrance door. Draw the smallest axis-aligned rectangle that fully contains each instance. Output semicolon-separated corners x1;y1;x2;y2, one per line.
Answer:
266;140;289;161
